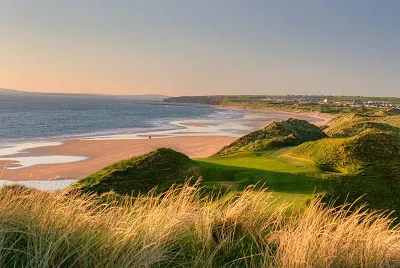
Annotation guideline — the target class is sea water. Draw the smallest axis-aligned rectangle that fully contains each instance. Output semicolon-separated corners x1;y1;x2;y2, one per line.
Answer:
0;94;323;189
0;94;244;147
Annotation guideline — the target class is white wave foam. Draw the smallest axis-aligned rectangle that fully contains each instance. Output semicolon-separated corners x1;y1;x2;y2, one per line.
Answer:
0;155;88;169
0;179;77;191
0;142;62;157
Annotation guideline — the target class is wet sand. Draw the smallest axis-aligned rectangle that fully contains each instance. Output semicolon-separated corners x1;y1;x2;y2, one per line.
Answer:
0;136;236;181
0;108;335;183
217;106;336;127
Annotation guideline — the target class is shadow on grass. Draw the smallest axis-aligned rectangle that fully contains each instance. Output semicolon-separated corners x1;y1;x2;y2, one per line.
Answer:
196;161;326;195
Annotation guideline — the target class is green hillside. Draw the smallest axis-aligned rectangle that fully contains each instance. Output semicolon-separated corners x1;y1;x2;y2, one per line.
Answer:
374;114;400;128
216;118;327;155
325;114;400;138
73;148;203;195
73;114;400;219
73;146;326;206
287;116;400;215
288;129;400;174
196;151;326;207
325;120;395;138
374;108;400;116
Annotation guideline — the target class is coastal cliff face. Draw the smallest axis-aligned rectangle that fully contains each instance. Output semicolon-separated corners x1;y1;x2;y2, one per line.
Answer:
163;96;223;105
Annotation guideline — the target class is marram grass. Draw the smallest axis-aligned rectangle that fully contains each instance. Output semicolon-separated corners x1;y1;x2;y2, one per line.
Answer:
0;183;399;268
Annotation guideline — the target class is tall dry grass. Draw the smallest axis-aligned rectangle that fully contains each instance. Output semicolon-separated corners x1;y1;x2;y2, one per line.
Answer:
0;183;398;267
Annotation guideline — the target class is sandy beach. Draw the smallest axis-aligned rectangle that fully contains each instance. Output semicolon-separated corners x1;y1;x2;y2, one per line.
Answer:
0;136;236;181
216;105;336;126
0;108;334;183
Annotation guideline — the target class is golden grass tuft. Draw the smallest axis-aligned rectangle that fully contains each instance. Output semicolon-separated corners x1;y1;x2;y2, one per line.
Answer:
0;182;398;267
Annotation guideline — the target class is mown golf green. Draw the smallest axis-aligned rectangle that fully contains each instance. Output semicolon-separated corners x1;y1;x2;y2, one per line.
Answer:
73;115;400;216
196;150;327;207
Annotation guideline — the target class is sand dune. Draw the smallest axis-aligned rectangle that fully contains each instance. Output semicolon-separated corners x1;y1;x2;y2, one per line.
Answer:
0;109;334;182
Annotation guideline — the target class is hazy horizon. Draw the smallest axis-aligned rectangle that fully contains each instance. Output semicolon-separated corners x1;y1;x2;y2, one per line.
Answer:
3;87;400;98
1;1;399;97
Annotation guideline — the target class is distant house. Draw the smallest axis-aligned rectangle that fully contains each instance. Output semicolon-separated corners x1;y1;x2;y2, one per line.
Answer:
323;98;329;104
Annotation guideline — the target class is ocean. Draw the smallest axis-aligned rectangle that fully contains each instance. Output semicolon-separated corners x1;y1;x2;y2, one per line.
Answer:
0;95;244;147
0;94;325;189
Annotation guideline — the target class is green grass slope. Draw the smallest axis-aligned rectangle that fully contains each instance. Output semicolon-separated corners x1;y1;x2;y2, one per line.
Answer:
72;147;328;207
73;148;202;195
374;108;400;116
287;127;400;215
72;114;400;217
197;150;326;207
288;129;400;174
325;114;400;138
325;120;396;138
374;114;400;128
216;118;327;156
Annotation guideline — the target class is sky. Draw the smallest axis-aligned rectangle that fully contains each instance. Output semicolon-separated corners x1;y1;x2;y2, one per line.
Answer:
0;1;399;97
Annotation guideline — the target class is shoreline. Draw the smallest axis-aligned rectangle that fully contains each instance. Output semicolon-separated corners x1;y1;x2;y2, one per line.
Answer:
0;106;335;183
215;105;336;126
0;136;237;182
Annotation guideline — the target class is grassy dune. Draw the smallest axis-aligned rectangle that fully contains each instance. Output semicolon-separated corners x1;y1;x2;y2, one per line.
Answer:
216;118;326;156
74;145;328;207
324;114;400;138
289;129;400;174
74;115;400;214
287;114;400;217
73;148;202;195
58;114;400;267
196;151;325;207
0;184;399;267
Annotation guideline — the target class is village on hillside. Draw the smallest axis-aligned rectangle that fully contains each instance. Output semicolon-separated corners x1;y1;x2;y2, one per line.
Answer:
250;95;400;108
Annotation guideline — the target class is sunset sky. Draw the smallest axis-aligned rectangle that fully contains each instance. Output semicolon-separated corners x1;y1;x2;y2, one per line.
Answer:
0;1;399;97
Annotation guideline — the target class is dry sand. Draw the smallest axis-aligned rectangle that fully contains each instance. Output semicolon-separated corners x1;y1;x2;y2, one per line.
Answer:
217;105;336;126
0;136;236;181
0;107;335;182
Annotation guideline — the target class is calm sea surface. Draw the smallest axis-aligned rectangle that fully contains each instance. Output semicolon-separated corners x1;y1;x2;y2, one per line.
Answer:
0;95;243;146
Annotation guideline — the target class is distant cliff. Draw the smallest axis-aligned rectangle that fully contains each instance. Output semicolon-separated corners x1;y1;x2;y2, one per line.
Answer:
163;96;223;105
0;88;168;101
